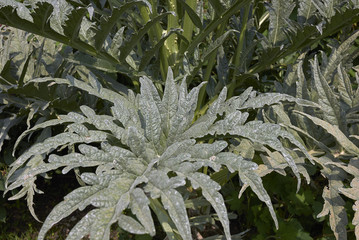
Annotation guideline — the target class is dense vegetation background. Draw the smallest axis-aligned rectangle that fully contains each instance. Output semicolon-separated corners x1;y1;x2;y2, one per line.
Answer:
0;0;359;239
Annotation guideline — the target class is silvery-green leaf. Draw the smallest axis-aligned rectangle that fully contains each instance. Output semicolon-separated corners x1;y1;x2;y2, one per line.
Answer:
0;115;21;152
219;121;303;188
322;31;359;81
224;87;253;112
149;199;180;240
294;61;317;136
315;156;348;240
160;153;191;169
311;0;336;19
210;87;227;115
294;111;359;156
67;123;90;136
0;0;33;22
127;126;148;157
78;188;118;211
13;118;72;154
89;207;115;240
318;186;348;239
8;130;108;184
215;153;278;229
161;189;192;240
111;102;133;127
114;190;131;216
38;185;104;240
168;80;205;144
260;152;287;176
239;92;319;110
66;209;97;240
339;177;359;201
139;77;162;150
8;176;42;222
7;161;64;192
56;150;117;174
109;27;125;57
145;171;189;239
67;207;115;240
210;111;248;134
188;141;227;159
239;160;278;229
147;170;186;192
81;172;100;185
188;173;231;240
232;139;255;159
339;177;359;239
271;104;306;147
310;56;342;128
47;0;73;34
118;215;147;234
266;0;296;45
161;68;178;136
298;0;316;24
354;201;359;239
181;121;212;139
130;188;156;236
181;88;229;139
337;64;354;108
80;108;123;138
159;139;195;163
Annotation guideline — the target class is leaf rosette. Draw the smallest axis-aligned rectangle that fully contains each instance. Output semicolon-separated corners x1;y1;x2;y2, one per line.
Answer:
6;68;313;240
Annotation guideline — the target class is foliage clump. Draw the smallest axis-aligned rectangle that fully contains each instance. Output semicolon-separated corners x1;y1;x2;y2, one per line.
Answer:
0;0;359;239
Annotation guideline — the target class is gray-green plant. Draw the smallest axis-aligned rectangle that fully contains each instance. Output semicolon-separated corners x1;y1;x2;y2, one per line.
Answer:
5;67;316;239
1;0;358;95
0;26;67;223
264;30;359;239
1;0;359;239
0;23;126;226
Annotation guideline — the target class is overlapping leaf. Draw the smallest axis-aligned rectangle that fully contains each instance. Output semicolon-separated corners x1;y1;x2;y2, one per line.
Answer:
269;28;359;240
5;67;313;239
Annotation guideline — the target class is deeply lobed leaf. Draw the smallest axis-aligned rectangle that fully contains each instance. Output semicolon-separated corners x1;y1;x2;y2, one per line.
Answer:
6;68;313;239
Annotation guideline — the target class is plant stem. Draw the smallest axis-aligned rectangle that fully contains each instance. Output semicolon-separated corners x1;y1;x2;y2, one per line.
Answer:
228;3;251;98
196;22;226;111
139;1;169;81
179;0;197;53
232;4;250;80
164;0;180;69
